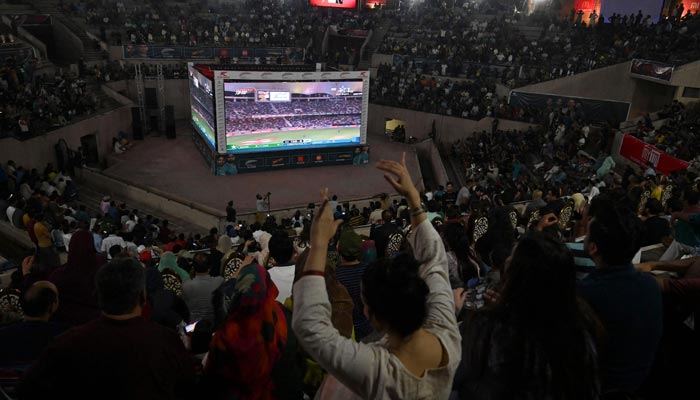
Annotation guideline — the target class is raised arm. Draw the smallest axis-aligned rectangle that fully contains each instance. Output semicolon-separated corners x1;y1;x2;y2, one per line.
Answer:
292;189;383;398
377;154;457;329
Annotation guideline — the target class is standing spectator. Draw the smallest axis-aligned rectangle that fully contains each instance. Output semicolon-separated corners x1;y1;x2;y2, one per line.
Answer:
578;195;662;394
100;196;111;216
34;213;59;267
294;157;460;398
370;210;402;258
48;230;105;326
19;258;196;398
454;234;600;399
204;263;303;399
182;254;224;324
335;227;373;340
226;200;237;223
266;231;296;303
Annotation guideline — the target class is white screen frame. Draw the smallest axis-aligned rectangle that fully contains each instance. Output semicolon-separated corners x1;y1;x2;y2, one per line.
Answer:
213;70;370;154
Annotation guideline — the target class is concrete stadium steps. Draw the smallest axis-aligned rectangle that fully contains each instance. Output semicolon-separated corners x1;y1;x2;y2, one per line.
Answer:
32;0;103;62
446;154;467;188
361;19;391;62
91;84;124;111
512;22;543;41
75;179;210;237
0;3;35;13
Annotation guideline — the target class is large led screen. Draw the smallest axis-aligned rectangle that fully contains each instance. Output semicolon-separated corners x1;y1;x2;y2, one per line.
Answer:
223;80;364;153
188;65;216;148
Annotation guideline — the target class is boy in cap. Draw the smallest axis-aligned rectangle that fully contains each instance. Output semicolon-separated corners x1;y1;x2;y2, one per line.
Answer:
335;227;373;340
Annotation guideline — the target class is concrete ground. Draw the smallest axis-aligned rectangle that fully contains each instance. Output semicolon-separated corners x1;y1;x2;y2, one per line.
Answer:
103;125;423;215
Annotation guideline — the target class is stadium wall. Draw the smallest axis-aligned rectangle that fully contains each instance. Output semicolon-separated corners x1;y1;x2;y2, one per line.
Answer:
51;19;84;62
15;26;48;61
371;53;394;68
0;105;132;171
368;104;539;143
109;78;537;142
670;60;700;104
414;139;449;188
514;61;675;118
111;79;191;119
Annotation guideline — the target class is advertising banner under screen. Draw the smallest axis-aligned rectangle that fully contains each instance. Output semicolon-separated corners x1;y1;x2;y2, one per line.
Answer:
310;0;357;9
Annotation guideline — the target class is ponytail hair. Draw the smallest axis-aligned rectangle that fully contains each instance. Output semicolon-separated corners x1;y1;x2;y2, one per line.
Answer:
361;253;429;338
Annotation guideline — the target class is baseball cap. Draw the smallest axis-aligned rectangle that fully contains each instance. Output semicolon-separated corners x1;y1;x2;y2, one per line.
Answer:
338;227;362;260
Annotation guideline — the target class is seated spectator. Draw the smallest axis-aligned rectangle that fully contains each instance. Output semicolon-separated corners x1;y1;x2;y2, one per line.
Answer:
640;198;672;247
267;231;296;303
525;189;546;216
454;234;600;399
113;137;127;154
0;281;68;366
475;207;516;265
293;157;460;398
100;228;125;259
203;263;303;399
182;254;224;324
578;194;662;394
660;190;700;261
157;251;191;283
143;266;189;331
18;257;195;398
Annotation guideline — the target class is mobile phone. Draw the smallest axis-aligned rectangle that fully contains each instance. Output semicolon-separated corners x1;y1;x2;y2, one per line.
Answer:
185;321;199;333
464;280;489;310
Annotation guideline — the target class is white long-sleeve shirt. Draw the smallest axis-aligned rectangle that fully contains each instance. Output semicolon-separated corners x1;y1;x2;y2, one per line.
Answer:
292;219;461;399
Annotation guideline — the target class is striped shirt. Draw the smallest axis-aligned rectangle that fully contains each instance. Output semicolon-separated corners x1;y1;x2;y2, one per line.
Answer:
335;262;373;339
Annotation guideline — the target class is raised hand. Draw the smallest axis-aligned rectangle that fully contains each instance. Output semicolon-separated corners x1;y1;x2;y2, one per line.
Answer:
310;188;344;248
376;152;419;203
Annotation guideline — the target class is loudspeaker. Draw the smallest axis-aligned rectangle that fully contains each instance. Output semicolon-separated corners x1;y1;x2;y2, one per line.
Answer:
131;107;143;140
145;88;158;109
165;106;176;139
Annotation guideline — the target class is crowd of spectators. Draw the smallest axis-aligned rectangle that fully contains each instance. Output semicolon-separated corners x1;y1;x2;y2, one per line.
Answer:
3;145;699;398
0;58;99;138
226;114;360;135
628;100;700;163
371;2;700;121
380;3;700;86
371;62;499;120
2;1;700;399
67;0;378;51
226;97;362;118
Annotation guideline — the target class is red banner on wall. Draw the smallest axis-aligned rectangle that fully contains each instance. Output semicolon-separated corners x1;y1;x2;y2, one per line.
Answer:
310;0;357;9
680;1;700;14
619;134;689;175
574;0;600;14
